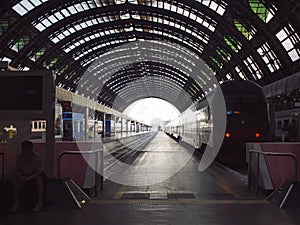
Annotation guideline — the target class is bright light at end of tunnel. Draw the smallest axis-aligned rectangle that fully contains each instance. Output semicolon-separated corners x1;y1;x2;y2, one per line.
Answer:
123;98;180;127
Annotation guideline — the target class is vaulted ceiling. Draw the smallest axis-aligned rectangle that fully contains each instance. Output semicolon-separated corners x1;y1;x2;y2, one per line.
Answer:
0;0;299;112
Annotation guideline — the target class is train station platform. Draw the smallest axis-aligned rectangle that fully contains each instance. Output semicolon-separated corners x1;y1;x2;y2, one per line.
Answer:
1;132;300;225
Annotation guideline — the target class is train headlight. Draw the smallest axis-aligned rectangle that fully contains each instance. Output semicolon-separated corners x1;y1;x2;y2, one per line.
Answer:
225;132;231;138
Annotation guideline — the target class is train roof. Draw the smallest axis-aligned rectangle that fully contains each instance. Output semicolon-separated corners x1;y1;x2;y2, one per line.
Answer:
220;80;263;93
195;80;264;110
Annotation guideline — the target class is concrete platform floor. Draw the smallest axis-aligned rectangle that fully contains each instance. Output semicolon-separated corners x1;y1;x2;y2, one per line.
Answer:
1;132;299;225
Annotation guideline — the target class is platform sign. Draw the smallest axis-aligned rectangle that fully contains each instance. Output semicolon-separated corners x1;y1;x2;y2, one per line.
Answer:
0;70;55;176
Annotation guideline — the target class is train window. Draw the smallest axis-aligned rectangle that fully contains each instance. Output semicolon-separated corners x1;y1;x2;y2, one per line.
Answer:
225;95;263;116
225;96;240;115
242;96;261;116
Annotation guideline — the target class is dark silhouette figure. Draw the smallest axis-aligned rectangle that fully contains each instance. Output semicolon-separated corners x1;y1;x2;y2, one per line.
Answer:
288;119;298;142
10;140;44;212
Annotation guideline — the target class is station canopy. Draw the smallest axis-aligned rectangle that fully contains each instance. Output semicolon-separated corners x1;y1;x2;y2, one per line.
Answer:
0;0;299;112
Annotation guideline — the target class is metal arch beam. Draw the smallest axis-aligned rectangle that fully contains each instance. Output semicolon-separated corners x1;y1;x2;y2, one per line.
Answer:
221;0;300;84
57;34;212;91
73;48;201;92
43;32;208;86
94;63;198;103
5;1;240;85
1;0;298;100
6;1;228;67
220;1;280;82
56;30;209;87
48;24;248;87
88;59;200;112
97;70;186;101
51;5;214;49
37;14;212;70
80;58;201;93
3;0;214;67
21;3;223;70
57;42;213;91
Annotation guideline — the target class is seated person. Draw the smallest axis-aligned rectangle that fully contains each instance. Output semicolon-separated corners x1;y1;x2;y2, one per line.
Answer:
10;140;44;212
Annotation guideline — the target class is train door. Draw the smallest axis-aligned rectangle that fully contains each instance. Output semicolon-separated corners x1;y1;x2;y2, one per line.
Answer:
195;112;201;149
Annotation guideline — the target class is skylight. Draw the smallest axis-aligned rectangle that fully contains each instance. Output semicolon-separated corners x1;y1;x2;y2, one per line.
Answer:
195;0;227;16
216;48;231;62
257;42;281;72
235;66;247;80
210;56;223;69
248;0;276;23
12;0;48;16
234;19;256;41
243;56;263;80
224;35;242;53
0;20;9;36
33;1;100;31
10;36;30;52
276;24;300;62
30;47;46;62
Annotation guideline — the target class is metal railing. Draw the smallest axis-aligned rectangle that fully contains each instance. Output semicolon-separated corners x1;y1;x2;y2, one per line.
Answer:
58;148;104;196
248;149;298;195
0;152;4;181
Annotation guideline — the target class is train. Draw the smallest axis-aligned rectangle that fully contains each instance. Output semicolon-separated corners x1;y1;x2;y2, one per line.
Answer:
165;80;269;167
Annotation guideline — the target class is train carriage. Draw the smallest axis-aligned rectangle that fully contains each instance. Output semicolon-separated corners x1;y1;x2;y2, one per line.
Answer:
166;80;269;167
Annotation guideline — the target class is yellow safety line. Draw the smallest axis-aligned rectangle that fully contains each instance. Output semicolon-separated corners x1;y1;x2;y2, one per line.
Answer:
90;199;269;205
206;169;243;199
112;185;127;199
213;178;243;199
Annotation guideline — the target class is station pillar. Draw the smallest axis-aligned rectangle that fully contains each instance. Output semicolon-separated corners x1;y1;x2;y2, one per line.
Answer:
84;107;89;141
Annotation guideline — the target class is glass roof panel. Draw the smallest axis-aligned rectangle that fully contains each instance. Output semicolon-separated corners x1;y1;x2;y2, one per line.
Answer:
0;20;9;36
10;36;30;52
243;56;263;80
216;48;231;62
29;47;46;62
13;0;48;16
210;56;222;68
276;24;300;62
195;0;227;16
248;0;275;23
235;66;247;80
257;42;281;72
12;3;28;16
224;35;241;53
234;19;256;41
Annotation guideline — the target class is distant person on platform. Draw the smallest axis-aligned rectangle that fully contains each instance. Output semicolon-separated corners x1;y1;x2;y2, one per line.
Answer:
288;119;298;142
10;140;44;212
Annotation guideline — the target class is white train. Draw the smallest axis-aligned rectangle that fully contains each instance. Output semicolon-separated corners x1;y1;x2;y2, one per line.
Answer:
165;80;269;167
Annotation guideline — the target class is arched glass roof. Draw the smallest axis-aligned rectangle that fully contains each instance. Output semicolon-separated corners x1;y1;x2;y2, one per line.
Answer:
0;0;299;112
